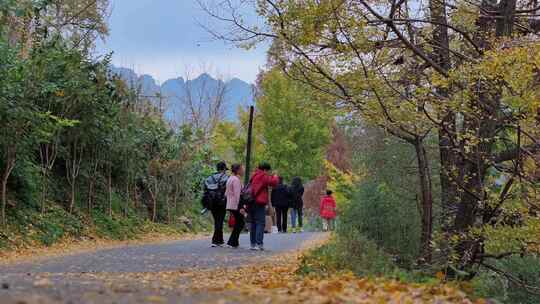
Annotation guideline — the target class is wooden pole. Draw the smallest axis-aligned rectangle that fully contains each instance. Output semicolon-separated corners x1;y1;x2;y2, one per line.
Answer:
244;105;255;185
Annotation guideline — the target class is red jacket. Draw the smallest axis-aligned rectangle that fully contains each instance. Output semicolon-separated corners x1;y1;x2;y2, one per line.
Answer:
320;195;337;219
251;169;279;205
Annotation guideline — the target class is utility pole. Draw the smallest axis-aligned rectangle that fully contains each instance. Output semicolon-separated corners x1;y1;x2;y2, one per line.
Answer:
244;105;255;185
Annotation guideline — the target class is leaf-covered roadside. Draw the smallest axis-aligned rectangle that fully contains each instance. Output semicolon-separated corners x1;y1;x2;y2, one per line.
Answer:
77;239;484;304
0;231;209;266
183;255;482;303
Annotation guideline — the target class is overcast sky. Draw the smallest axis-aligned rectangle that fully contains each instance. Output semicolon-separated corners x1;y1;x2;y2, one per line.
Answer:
95;0;267;83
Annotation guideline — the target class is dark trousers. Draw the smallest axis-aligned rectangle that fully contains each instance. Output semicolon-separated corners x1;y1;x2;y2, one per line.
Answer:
275;207;288;232
227;210;245;247
211;206;226;245
291;208;303;228
249;204;266;246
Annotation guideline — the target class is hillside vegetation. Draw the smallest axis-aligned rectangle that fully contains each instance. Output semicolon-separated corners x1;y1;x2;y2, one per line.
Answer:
0;1;212;252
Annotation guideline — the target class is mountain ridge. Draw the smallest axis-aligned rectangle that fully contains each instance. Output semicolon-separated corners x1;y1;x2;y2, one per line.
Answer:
110;66;254;124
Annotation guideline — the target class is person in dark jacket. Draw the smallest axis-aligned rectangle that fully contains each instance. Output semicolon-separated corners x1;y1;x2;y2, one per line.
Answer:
290;177;305;233
249;162;279;250
271;177;291;233
203;161;229;247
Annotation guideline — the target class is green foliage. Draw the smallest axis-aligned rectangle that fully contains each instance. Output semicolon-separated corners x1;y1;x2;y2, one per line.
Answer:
0;202;205;250
343;128;439;264
257;69;332;180
92;211;145;240
298;232;398;278
324;160;357;208
231;0;540;291
33;206;84;246
213;107;266;168
472;255;540;304
344;180;421;263
0;205;85;248
0;10;212;249
211;121;244;164
206;0;540;300
210;69;333;181
7;159;41;207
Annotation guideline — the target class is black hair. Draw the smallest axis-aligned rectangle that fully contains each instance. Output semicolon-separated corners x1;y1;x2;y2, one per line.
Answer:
291;177;303;189
231;163;242;175
258;162;271;171
326;190;333;195
216;161;227;172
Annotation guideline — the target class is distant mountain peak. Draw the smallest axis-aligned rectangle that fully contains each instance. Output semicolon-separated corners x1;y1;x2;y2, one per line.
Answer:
111;66;253;123
197;72;212;79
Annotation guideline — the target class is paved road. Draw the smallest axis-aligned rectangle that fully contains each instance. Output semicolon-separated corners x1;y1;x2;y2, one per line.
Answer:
0;232;322;304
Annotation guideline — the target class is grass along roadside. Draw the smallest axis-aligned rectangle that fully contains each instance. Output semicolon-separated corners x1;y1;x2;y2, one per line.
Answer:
0;204;212;265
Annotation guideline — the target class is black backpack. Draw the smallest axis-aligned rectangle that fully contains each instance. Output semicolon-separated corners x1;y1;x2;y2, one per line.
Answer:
240;178;265;209
202;173;227;209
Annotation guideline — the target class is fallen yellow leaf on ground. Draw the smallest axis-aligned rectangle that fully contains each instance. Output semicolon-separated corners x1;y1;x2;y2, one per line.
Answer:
81;235;481;304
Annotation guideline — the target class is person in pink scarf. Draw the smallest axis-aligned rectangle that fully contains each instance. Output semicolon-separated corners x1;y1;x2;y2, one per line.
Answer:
225;164;245;248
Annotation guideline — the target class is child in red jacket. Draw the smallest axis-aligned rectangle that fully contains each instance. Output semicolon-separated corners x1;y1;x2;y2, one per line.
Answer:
320;190;337;231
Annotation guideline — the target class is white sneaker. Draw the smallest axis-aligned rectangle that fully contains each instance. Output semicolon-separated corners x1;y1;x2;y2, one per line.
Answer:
257;246;264;251
250;245;257;250
211;244;223;248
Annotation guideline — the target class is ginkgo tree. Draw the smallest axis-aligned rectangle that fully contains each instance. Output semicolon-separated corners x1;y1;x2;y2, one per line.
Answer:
257;68;333;181
201;0;540;285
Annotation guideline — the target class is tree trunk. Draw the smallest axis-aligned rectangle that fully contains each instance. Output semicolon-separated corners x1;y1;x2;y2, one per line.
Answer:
414;139;434;263
88;178;95;215
41;172;48;214
108;163;112;218
134;184;140;213
66;142;83;214
1;175;10;228
173;183;179;223
165;190;170;224
496;0;517;37
88;152;99;216
148;181;157;222
439;119;458;231
428;0;459;234
452;78;501;270
152;179;158;222
39;141;58;214
1;152;16;227
69;181;76;214
124;178;129;217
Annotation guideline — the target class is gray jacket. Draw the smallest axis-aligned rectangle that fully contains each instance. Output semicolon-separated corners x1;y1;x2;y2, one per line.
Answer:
204;172;229;191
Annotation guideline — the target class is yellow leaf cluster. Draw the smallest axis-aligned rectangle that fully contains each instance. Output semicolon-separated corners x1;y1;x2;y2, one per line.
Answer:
132;246;482;304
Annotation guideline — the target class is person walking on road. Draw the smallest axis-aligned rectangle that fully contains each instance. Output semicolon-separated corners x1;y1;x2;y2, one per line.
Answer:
290;177;305;233
271;177;290;233
225;164;246;248
249;162;279;250
320;190;337;231
202;161;229;247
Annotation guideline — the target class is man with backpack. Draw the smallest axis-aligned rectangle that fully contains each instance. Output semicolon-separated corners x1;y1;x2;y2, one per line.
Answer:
248;162;279;250
202;161;229;247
